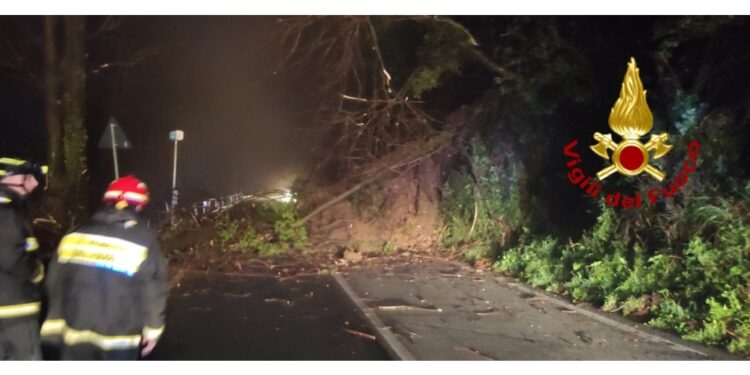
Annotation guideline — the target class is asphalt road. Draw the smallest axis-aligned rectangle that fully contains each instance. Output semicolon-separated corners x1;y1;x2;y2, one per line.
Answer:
339;257;738;360
148;271;389;360
147;258;739;360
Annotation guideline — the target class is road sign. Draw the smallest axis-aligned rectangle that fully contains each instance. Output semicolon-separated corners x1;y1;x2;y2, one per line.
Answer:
99;117;131;179
169;130;184;141
98;118;132;149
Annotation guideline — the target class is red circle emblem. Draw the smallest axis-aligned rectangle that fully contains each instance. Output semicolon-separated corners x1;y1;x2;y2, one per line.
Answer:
620;146;645;171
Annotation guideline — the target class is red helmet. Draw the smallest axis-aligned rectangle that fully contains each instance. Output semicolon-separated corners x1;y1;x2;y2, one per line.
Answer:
103;175;150;209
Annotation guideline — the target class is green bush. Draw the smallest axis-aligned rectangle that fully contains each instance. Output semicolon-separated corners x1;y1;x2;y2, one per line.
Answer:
496;233;561;291
214;201;309;257
262;201;309;250
441;137;525;261
217;220;239;246
492;191;750;356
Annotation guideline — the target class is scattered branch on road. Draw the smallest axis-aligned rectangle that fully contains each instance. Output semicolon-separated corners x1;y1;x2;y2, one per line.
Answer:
377;305;442;313
223;292;253;298
264;298;294;305
344;328;377;341
453;345;497;360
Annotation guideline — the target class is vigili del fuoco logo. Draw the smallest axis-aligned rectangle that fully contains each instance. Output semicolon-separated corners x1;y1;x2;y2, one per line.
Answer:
564;58;700;208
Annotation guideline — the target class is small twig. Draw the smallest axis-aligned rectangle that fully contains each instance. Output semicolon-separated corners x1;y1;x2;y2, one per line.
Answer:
269;263;306;270
264;298;293;305
243;259;272;270
32;217;59;226
476;311;500;317
277;272;324;282
453;345;497;360
377;305;442;313
527;296;548;302
223;292;252;298
468;200;479;237
344;328;377;341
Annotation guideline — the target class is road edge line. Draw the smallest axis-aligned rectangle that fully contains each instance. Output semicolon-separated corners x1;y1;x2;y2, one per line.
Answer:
333;272;416;360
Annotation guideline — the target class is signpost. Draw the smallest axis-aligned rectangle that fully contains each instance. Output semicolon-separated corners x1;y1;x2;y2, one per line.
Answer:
169;130;184;225
98;117;131;179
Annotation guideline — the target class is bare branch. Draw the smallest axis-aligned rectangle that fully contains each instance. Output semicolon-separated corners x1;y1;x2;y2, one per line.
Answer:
272;16;443;176
89;48;159;74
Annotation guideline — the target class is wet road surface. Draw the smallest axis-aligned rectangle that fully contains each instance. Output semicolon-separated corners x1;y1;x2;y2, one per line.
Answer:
339;257;738;360
149;271;390;360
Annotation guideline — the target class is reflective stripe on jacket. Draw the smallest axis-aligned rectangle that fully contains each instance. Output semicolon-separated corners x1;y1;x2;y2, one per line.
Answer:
41;207;167;351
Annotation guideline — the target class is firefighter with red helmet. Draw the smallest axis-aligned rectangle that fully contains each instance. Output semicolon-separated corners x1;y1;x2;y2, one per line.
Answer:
0;157;47;360
41;175;167;360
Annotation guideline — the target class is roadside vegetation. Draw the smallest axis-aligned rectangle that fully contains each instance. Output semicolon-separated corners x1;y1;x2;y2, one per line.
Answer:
435;17;750;354
440;129;750;356
159;200;309;270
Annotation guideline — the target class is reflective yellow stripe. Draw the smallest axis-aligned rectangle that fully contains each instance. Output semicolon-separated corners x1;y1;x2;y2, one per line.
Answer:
142;325;165;341
0;302;41;319
31;262;45;284
25;237;39;252
0;157;26;166
57;232;148;276
41;319;142;350
0;196;10;204
41;319;66;336
64;328;142;350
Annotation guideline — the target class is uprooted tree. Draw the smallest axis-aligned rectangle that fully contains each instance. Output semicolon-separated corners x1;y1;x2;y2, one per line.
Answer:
270;16;750;356
272;16;514;180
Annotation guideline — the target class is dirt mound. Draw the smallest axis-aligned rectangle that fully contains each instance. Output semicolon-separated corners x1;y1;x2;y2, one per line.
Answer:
307;141;447;253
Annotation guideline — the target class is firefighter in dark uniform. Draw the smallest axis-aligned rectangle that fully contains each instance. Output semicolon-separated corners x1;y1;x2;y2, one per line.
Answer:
41;175;167;360
0;157;47;360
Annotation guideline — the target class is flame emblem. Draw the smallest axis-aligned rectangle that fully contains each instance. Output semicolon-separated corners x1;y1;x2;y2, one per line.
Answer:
590;57;672;181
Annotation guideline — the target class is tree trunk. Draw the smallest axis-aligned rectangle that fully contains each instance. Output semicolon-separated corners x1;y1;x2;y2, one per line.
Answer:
44;16;63;193
60;16;88;226
42;16;69;230
42;16;88;230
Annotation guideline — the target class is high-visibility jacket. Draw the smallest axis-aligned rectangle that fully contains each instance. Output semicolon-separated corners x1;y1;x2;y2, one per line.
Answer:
41;207;167;351
0;188;44;320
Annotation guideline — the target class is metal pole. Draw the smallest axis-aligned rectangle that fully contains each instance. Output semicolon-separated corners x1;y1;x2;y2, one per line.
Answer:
170;140;178;226
111;122;119;179
172;140;178;190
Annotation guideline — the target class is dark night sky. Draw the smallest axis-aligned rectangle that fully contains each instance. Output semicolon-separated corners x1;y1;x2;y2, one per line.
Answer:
99;17;308;204
1;16;311;207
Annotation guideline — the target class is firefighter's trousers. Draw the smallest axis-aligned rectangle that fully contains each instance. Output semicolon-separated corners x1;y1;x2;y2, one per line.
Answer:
61;344;140;360
0;316;42;360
